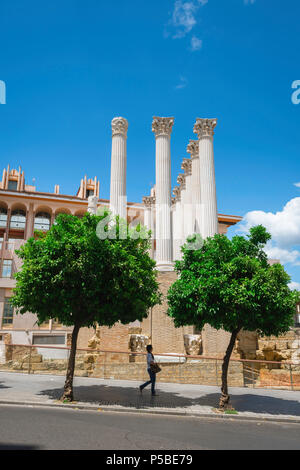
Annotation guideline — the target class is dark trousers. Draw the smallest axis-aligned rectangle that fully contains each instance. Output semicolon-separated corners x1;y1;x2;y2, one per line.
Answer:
140;368;156;394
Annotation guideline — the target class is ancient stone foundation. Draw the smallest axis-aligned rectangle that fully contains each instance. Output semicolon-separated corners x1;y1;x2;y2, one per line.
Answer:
0;352;244;387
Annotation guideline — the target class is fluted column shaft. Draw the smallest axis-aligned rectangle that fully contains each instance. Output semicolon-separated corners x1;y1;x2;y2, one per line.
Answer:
176;174;186;254
181;158;193;239
110;117;128;221
152;117;174;271
193;119;218;238
172;187;182;261
187;140;201;234
87;195;98;215
142;196;156;259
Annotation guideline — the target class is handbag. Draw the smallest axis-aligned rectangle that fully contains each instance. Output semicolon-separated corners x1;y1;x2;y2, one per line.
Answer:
151;362;162;374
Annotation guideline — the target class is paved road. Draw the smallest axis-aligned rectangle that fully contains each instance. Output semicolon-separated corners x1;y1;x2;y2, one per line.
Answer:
0;404;300;450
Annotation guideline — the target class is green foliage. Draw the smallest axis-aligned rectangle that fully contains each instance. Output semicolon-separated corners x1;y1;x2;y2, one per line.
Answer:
167;225;299;337
11;212;161;328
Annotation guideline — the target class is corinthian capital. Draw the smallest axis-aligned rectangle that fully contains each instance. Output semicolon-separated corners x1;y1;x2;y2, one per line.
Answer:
152;117;174;137
142;196;155;208
181;158;192;175
186;140;199;159
177;173;186;188
111;117;128;137
173;186;181;201
193;118;217;138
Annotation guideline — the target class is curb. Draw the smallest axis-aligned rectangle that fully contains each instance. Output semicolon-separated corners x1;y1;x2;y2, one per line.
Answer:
1;399;300;425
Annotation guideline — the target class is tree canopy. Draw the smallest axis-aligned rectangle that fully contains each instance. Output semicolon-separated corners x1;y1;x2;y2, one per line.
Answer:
12;212;160;328
168;225;298;337
167;225;300;409
11;212;161;400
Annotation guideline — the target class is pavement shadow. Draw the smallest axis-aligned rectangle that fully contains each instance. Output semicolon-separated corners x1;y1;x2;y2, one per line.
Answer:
196;392;300;416
0;381;11;389
38;383;300;415
38;384;202;409
0;443;40;450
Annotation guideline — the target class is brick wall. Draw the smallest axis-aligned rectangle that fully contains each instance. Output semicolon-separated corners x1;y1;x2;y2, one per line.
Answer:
141;271;194;354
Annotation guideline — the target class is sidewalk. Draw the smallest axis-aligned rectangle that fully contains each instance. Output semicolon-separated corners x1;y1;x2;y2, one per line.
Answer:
1;371;300;423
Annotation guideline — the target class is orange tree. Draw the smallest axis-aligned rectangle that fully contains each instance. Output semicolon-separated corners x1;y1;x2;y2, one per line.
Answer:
11;212;161;402
167;226;299;410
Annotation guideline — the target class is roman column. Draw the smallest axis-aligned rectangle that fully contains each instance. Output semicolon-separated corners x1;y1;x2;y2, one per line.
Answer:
142;196;152;231
181;157;193;239
177;173;186;250
142;195;155;258
87;195;98;215
187;140;200;234
110;117;128;221
152;116;174;271
172;186;182;261
193;118;218;238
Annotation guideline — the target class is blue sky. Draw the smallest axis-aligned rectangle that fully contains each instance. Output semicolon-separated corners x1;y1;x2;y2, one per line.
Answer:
0;0;299;285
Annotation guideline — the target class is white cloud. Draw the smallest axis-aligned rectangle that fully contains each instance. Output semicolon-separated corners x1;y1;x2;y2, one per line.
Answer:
264;244;300;266
239;198;300;248
175;76;188;89
289;281;300;291
190;35;203;51
294;182;300;188
167;0;208;39
237;197;300;267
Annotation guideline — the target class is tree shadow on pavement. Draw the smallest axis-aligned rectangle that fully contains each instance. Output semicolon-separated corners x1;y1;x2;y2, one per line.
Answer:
38;384;300;416
0;443;40;450
0;381;11;389
195;392;300;416
38;384;201;409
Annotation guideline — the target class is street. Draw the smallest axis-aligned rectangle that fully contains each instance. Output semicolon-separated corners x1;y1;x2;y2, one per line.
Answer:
1;404;300;450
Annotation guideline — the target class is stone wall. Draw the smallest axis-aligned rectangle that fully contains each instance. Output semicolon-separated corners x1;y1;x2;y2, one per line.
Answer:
255;330;300;363
0;351;244;387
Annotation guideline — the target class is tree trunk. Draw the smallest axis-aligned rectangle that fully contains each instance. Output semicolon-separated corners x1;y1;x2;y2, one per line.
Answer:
61;322;81;402
219;328;240;410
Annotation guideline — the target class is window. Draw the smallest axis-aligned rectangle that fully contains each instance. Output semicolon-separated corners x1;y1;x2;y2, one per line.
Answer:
86;189;94;198
0;237;3;249
2;298;14;326
10;210;26;229
8;180;18;190
34;212;51;231
0;208;7;228
32;335;65;345
1;260;12;278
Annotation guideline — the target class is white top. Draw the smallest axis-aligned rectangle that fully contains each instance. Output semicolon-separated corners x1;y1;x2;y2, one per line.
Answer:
147;352;154;368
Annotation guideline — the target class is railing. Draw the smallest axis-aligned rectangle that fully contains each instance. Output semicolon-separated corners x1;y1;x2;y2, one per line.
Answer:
1;343;300;391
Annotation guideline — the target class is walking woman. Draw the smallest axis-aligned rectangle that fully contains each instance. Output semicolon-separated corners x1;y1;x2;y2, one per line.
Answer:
139;345;158;396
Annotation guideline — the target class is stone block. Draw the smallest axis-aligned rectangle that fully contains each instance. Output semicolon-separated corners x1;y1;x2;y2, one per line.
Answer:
22;354;43;364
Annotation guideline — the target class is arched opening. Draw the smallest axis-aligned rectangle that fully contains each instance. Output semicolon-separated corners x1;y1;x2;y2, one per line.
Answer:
55;208;71;219
74;210;86;219
10;209;26;229
0;205;8;228
34;212;51;231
